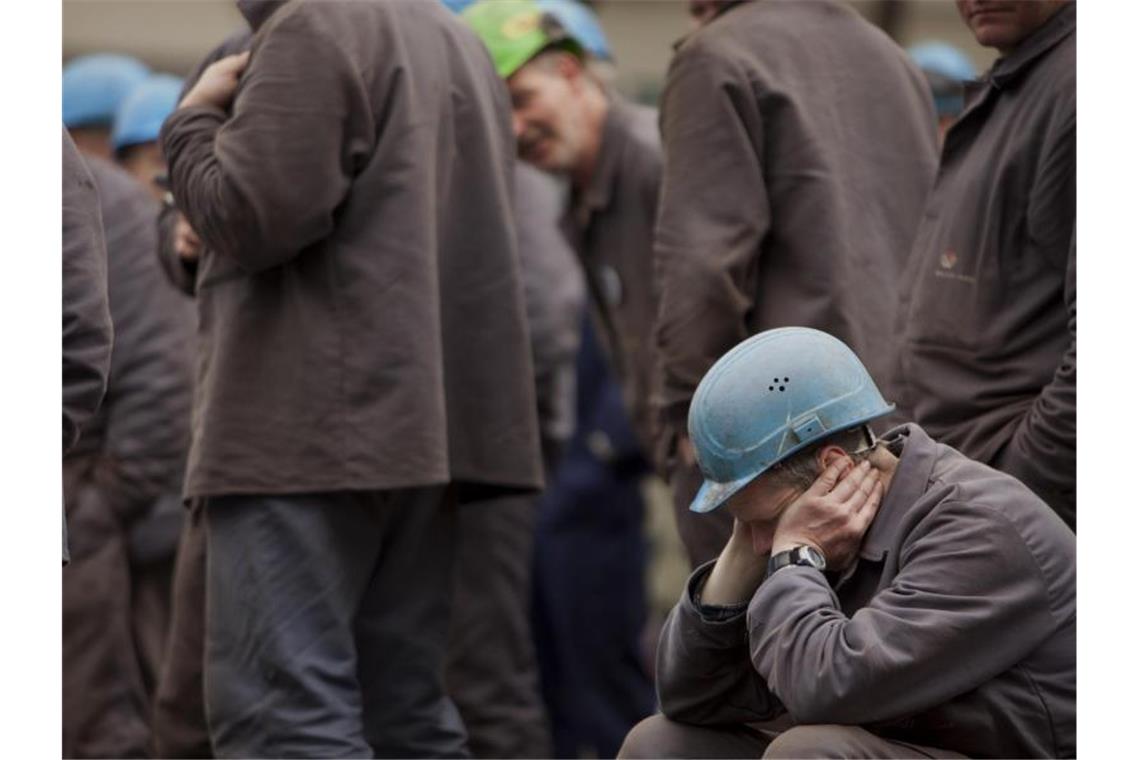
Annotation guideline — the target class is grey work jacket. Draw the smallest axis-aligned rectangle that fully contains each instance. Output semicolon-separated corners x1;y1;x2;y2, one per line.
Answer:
893;5;1076;527
65;158;195;560
62;129;113;455
162;0;543;499
656;425;1076;759
560;95;663;460
652;0;938;465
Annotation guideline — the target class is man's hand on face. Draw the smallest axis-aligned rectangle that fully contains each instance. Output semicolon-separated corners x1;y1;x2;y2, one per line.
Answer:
772;458;883;570
179;52;251;111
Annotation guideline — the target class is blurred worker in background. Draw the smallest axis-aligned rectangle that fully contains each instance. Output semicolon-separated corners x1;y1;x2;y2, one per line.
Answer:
464;0;663;458
64;58;197;759
443;161;583;760
652;0;939;568
893;0;1076;528
908;41;978;142
112;73;183;201
463;1;659;753
62;127;113;564
161;0;542;756
620;328;1075;759
531;315;657;759
63;54;149;161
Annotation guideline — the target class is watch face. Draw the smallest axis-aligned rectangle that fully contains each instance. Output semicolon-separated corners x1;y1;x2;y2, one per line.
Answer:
799;546;827;570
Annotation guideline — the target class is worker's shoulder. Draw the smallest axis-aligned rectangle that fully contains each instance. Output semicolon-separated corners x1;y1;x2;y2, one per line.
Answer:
673;1;891;83
920;444;1075;597
84;156;154;222
611;97;661;163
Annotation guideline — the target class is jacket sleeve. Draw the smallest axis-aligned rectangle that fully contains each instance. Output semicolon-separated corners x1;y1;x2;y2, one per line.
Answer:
747;500;1059;725
657;562;784;725
653;45;769;436
90;188;194;523
996;233;1076;523
161;11;375;273
155;30;252;296
62;128;113;454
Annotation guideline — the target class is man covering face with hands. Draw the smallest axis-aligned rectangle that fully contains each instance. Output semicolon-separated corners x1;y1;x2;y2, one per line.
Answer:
620;328;1075;759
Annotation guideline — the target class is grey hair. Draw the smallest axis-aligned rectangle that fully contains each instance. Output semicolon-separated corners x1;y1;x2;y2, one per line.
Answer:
767;425;878;491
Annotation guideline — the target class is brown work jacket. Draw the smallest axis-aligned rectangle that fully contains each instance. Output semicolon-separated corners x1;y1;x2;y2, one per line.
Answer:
652;0;938;462
561;95;663;459
65;158;195;551
62;129;113;456
656;424;1076;759
161;0;542;499
893;5;1076;527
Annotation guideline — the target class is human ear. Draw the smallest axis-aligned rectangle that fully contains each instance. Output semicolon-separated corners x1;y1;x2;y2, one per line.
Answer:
816;445;852;478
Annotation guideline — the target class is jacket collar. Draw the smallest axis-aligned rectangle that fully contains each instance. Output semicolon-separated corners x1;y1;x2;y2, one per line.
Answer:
989;2;1075;90
573;94;633;223
856;424;939;560
237;0;289;31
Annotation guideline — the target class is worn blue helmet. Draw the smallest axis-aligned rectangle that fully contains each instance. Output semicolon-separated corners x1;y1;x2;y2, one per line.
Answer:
908;41;977;118
63;53;150;128
536;0;612;61
111;74;183;153
688;328;895;514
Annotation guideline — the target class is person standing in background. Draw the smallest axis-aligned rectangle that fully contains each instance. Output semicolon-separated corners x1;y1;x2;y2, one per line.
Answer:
161;0;542;754
62;127;113;565
893;0;1076;528
652;0;939;567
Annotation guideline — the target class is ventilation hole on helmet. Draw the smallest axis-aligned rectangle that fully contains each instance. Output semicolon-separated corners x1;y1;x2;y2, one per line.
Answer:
773;378;779;383
768;386;774;391
784;377;789;383
779;386;786;392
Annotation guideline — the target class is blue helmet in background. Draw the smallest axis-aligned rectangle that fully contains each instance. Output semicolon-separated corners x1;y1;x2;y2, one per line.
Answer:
111;74;183;153
63;53;150;128
536;0;612;61
442;0;612;62
687;328;895;514
907;41;977;118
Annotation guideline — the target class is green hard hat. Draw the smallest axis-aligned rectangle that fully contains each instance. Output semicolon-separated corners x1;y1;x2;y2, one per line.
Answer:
462;0;583;79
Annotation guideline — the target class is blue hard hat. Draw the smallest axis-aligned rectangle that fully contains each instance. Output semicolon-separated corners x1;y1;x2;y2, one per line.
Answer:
111;74;183;153
907;41;977;83
63;54;150;128
688;328;895;514
536;0;612;61
439;0;476;12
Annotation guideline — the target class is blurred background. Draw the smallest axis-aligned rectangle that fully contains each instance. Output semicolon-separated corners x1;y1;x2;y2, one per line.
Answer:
63;0;998;105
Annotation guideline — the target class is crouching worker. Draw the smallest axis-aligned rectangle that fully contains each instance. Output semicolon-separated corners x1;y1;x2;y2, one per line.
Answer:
620;327;1075;759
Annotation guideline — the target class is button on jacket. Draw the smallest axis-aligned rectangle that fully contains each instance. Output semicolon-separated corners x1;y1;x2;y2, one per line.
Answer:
652;0;938;458
560;95;662;458
656;425;1076;759
893;5;1076;527
162;0;543;499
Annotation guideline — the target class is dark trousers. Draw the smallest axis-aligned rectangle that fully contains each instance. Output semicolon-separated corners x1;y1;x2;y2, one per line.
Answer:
204;488;468;759
445;494;552;758
152;501;212;758
619;715;967;759
670;461;734;568
62;487;152;759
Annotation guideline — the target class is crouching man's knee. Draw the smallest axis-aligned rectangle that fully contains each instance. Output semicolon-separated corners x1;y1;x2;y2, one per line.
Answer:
619;714;771;759
763;724;963;759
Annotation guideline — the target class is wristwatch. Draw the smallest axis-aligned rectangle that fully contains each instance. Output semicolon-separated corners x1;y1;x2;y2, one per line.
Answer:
766;545;827;578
